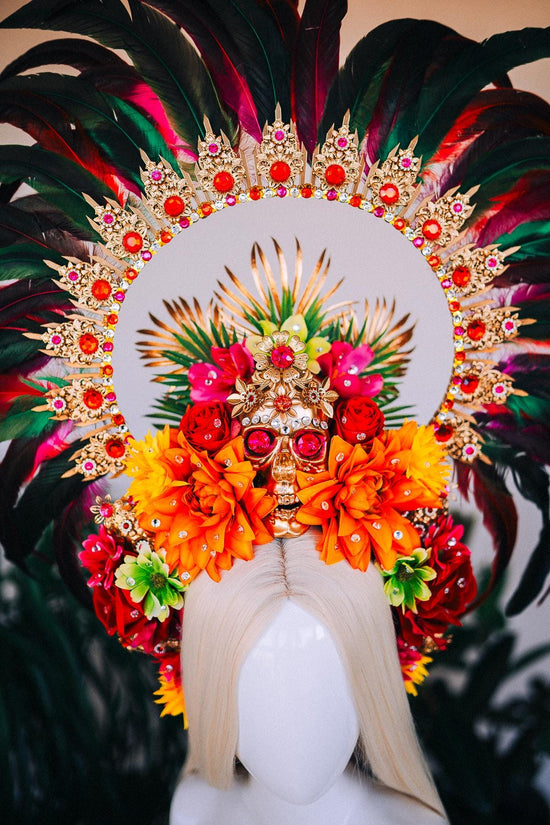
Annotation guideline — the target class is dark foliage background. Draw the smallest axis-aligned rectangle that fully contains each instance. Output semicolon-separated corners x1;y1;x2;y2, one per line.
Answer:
1;558;549;825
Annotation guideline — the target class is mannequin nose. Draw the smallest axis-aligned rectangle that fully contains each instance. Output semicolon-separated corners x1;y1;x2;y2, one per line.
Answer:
271;446;296;482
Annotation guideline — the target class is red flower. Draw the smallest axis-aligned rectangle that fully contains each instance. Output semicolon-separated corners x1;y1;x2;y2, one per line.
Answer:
79;525;124;589
317;341;383;398
333;396;385;447
188;343;254;402
397;515;477;649
179;401;234;453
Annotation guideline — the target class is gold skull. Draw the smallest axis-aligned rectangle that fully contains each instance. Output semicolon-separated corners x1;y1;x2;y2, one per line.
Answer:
242;404;329;537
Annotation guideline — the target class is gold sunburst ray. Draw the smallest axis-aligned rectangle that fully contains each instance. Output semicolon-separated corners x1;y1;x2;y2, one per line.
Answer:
252;242;282;315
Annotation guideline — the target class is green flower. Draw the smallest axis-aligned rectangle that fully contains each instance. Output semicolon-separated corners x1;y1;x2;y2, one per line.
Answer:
382;548;436;612
115;546;186;621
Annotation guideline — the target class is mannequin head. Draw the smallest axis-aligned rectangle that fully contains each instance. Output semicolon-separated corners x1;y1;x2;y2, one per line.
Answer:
181;529;443;814
237;600;359;804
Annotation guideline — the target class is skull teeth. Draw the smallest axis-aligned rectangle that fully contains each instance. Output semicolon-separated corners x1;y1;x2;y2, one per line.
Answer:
276;495;299;505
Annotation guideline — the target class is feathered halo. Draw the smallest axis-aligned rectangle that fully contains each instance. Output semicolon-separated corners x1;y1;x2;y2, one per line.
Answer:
1;0;549;717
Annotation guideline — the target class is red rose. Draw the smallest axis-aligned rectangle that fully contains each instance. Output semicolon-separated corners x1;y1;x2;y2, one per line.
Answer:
179;401;233;453
333;396;385;447
397;516;477;649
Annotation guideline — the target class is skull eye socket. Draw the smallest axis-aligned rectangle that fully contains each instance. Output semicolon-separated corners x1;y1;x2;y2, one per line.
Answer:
244;428;276;457
293;429;326;460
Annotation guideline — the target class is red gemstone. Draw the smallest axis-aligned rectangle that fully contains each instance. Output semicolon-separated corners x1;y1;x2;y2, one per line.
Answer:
246;429;275;456
466;320;486;341
112;413;125;426
79;333;99;355
349;194;362;208
449;301;461;312
164;195;185;216
393;218;406;231
125;267;138;281
270;161;291;183
122;231;143;253
160;231;172;243
454;351;466;364
461;375;479;394
274;395;293;412
443;399;454;410
294;431;325;458
422;219;442;241
435;424;454;443
91;279;112;301
379;182;399;205
301;186;313;199
99;503;114;518
213;171;234;192
105;438;125;459
428;255;441;268
249;186;262;200
83;388;103;410
106;314;118;326
452;265;471;287
200;202;213;216
101;364;114;377
270;345;295;369
325;164;346;186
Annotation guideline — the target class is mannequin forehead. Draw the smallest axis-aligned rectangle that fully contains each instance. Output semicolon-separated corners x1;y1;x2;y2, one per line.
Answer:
236;600;359;804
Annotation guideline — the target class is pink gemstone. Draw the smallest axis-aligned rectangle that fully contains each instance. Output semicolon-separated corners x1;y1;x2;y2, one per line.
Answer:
225;194;236;206
452;376;461;385
102;213;114;224
105;392;116;402
452;202;463;213
151;169;163;181
277;186;287;198
274;129;285;141
247;430;273;454
337;137;348;148
401;157;412;168
141;250;152;261
208;143;219;154
413;237;424;248
83;460;95;471
271;345;295;369
51;334;62;345
327;189;338;201
454;326;465;336
99;503;114;518
179;217;190;228
494;384;504;394
441;279;452;289
68;270;79;281
487;256;498;268
114;291;125;302
53;399;64;409
373;206;385;217
102;342;114;352
464;445;475;456
504;321;515;330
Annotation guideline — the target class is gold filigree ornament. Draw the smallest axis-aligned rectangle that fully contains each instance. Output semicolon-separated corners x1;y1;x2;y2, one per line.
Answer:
28;115;533;481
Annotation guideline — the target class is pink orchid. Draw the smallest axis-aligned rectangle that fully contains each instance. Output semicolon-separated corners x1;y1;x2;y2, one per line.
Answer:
317;341;383;398
188;342;254;402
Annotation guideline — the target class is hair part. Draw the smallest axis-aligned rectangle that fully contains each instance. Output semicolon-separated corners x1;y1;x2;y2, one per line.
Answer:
181;530;444;814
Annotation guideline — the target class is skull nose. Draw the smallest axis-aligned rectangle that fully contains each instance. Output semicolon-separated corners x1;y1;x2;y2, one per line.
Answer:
272;448;296;482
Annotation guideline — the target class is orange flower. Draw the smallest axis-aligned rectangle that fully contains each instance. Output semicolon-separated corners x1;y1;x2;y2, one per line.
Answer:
127;430;276;583
296;422;447;573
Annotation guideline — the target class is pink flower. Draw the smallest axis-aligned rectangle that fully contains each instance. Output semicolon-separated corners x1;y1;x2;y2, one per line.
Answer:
188;343;254;402
317;341;383;398
79;525;124;589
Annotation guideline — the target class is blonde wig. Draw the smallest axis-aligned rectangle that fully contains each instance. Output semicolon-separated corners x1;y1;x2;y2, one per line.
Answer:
181;529;444;815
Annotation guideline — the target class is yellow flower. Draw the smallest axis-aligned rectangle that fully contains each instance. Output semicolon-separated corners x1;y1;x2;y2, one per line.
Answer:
154;674;187;723
124;426;180;502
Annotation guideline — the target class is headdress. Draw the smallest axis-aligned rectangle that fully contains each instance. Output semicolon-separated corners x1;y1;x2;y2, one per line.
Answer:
1;1;549;721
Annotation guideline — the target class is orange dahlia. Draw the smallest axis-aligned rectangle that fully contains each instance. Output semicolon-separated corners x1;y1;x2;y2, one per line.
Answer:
296;422;448;573
126;429;275;583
